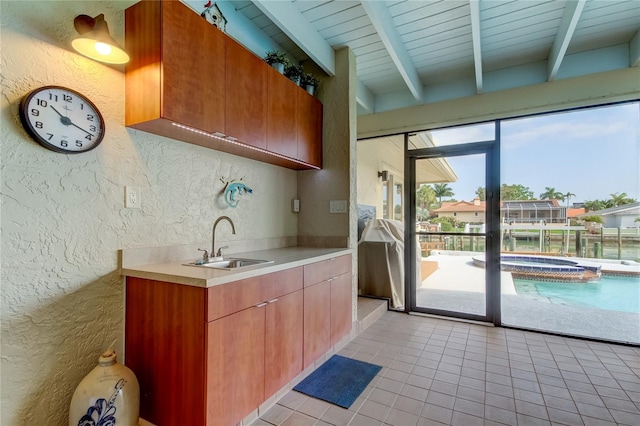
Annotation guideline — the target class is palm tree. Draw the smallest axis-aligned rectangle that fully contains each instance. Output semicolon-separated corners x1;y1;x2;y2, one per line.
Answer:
539;187;564;200
609;192;629;207
416;184;436;210
563;192;576;207
432;183;454;203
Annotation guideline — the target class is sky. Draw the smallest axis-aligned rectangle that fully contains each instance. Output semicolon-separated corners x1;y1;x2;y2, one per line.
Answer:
428;102;640;204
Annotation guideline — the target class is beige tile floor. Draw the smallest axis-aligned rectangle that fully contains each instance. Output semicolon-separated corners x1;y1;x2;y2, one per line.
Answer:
255;311;640;426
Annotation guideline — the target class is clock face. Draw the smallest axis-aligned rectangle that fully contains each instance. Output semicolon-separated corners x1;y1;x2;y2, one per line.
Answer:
19;86;105;153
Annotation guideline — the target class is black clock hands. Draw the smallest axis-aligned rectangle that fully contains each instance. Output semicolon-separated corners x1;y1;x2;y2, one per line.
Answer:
70;122;93;136
50;105;92;135
50;105;72;125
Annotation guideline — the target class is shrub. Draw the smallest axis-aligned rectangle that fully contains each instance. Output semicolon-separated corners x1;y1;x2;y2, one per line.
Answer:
430;216;463;230
581;215;603;223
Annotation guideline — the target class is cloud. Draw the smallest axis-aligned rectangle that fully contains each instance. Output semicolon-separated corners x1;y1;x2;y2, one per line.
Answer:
502;104;638;150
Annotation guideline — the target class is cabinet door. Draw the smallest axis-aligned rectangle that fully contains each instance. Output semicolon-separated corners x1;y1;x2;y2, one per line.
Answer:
265;290;303;398
297;89;323;167
303;280;331;368
225;37;267;149
162;0;225;133
125;278;206;426
330;273;352;346
267;67;298;158
207;306;265;426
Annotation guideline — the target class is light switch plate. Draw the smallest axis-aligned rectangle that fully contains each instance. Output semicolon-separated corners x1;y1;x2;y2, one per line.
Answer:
292;199;300;213
329;200;347;214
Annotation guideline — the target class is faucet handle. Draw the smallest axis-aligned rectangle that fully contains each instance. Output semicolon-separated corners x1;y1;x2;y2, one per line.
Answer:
198;248;210;262
216;245;229;257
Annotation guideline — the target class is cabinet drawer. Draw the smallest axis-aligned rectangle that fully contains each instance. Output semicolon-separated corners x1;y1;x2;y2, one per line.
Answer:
303;254;351;287
263;266;303;302
207;267;303;322
207;276;262;322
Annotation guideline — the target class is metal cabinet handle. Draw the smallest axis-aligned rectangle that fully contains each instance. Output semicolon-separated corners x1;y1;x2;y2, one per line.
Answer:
255;302;267;308
267;298;278;304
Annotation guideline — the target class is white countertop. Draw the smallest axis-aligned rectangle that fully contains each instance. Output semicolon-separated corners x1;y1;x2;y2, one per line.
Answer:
121;246;353;288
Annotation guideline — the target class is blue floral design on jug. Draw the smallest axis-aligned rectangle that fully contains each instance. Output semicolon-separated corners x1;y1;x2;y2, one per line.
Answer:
77;378;125;426
77;398;116;426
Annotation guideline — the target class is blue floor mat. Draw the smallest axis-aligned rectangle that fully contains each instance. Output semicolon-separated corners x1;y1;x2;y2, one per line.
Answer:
293;355;382;408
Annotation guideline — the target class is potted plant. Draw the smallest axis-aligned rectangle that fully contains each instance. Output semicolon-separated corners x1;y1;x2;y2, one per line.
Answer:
264;50;288;74
300;72;319;96
284;63;304;85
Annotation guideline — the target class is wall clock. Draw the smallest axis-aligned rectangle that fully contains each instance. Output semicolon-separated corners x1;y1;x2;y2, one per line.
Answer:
19;85;105;153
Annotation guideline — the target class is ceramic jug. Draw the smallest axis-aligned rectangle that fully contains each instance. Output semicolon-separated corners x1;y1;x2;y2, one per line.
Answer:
69;349;140;426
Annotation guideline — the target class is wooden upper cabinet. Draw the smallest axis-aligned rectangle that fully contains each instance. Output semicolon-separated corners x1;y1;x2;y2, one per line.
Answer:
125;0;225;132
125;0;323;169
297;90;323;168
267;67;298;158
225;37;267;149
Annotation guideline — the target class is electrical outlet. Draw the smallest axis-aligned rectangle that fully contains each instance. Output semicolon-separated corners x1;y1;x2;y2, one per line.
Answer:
125;186;141;209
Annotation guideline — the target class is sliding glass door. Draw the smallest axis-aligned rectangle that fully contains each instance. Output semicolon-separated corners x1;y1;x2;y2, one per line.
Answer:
405;126;500;323
354;102;638;342
498;103;640;344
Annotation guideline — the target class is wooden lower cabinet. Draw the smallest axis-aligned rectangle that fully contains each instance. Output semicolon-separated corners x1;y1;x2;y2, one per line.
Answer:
125;278;206;426
265;290;303;398
207;290;303;426
303;280;331;368
207;305;265;426
303;275;352;368
125;256;350;425
126;273;303;426
330;273;352;347
303;254;352;368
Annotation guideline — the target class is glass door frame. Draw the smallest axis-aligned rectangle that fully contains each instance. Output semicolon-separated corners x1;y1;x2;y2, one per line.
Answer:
404;134;502;325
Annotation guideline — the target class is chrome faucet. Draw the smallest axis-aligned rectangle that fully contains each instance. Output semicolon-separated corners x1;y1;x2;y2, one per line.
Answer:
211;216;236;259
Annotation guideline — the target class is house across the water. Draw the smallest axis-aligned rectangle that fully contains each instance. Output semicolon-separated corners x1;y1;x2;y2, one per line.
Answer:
432;199;570;224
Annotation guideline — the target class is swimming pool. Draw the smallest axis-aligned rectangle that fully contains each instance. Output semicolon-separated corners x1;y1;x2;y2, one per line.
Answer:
513;275;640;313
472;254;601;282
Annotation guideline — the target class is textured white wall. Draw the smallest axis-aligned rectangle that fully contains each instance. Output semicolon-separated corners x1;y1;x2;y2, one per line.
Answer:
0;2;297;424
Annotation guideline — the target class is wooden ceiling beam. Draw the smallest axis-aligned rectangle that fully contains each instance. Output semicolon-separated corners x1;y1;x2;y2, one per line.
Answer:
361;1;424;103
548;0;586;81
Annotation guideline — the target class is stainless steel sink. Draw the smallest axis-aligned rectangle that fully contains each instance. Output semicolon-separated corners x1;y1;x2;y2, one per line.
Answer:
185;257;273;270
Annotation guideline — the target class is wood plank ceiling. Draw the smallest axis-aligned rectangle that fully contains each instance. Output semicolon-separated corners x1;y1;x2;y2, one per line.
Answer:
228;0;640;115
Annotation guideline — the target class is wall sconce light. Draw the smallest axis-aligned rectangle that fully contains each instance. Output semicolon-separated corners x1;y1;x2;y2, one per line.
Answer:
378;170;389;182
72;14;129;64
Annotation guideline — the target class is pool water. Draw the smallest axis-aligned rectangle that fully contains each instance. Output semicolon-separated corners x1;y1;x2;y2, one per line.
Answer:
513;276;640;313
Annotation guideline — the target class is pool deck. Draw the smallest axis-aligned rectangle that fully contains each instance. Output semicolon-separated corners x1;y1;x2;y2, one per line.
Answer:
417;252;640;345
